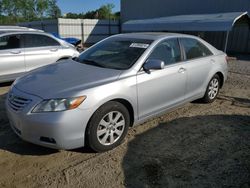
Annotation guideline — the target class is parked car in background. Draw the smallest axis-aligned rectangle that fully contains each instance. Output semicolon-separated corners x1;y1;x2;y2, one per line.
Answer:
51;33;81;47
0;26;79;83
51;33;83;52
6;33;228;152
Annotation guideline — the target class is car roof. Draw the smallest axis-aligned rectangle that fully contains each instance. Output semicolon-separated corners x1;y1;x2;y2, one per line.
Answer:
0;26;43;33
114;32;193;40
0;30;44;34
0;30;48;38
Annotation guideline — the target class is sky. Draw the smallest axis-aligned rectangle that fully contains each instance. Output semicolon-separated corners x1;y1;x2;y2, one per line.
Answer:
57;0;120;15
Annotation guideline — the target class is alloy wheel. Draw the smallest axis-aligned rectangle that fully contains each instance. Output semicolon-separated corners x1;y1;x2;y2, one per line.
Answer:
97;111;125;146
208;78;219;99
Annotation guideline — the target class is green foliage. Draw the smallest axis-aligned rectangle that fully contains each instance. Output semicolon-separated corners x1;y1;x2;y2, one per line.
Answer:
0;0;61;24
36;0;50;18
0;1;119;25
65;3;120;20
46;0;61;19
96;3;115;19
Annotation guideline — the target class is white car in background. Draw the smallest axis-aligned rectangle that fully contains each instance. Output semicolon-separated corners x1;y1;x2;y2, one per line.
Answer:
0;26;79;83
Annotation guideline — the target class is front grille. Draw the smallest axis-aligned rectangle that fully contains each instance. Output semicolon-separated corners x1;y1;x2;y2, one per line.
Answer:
8;93;32;111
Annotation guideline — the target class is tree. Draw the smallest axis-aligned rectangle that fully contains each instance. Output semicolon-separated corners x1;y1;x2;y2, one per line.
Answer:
84;10;97;19
0;0;3;15
1;0;16;16
66;12;80;19
96;3;115;19
65;3;119;20
18;0;36;21
113;11;120;20
47;0;61;19
36;0;49;18
0;0;61;23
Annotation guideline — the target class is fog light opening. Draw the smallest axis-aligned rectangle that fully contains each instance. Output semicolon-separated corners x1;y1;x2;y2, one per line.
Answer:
40;137;56;144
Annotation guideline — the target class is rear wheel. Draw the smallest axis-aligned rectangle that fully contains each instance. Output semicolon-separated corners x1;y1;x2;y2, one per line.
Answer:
86;101;130;152
201;74;220;103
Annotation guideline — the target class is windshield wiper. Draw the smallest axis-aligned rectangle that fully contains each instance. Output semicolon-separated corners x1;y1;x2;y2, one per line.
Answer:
80;59;106;68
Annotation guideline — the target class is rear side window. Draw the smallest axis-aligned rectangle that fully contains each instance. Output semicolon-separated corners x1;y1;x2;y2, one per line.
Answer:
181;38;212;60
0;35;21;50
23;34;60;48
148;38;182;65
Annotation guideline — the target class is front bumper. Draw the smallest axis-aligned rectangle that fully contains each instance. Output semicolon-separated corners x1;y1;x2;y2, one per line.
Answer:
5;86;92;150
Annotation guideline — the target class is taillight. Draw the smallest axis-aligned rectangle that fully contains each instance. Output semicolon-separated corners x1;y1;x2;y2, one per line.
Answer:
225;56;229;63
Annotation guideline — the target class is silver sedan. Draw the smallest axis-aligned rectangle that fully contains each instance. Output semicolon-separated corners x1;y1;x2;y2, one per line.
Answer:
5;33;228;152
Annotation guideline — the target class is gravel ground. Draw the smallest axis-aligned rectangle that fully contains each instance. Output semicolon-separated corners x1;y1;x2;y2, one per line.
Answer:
0;59;249;188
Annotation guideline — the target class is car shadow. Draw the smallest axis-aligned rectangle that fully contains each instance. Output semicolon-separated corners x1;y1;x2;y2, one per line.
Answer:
122;115;250;188
218;95;250;108
231;54;250;61
192;95;250;108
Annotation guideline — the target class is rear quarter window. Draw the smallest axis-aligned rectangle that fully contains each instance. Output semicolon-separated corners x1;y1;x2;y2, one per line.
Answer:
181;38;213;60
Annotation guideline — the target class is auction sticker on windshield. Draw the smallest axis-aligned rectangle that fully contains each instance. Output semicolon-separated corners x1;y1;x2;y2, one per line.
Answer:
130;43;149;48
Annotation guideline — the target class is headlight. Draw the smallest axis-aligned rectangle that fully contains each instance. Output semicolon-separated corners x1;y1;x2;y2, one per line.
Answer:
32;96;86;113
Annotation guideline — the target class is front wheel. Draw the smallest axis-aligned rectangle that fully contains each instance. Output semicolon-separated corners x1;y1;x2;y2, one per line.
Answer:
201;74;221;103
86;101;130;152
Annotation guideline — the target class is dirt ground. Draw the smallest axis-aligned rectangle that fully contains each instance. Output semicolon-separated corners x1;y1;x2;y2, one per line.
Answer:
0;59;249;188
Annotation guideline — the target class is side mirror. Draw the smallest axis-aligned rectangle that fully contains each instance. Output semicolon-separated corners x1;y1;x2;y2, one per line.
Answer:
143;59;165;73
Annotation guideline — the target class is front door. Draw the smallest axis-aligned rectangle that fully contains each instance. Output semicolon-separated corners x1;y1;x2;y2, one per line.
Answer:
137;38;187;119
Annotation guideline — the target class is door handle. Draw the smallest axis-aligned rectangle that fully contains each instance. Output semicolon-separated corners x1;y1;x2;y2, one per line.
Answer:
178;67;186;73
210;59;216;63
10;50;21;54
50;48;58;52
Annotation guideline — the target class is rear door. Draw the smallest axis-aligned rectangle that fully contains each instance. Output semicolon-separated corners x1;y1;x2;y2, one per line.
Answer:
179;38;214;100
137;38;187;119
0;34;25;81
22;34;61;71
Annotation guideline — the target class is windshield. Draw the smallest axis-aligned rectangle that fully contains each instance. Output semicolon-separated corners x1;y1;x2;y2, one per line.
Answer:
76;37;153;70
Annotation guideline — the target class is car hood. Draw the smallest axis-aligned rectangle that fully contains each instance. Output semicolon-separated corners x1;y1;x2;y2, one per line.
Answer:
14;60;122;99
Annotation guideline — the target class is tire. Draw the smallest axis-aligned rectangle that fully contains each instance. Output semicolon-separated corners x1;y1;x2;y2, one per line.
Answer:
86;101;130;152
201;74;221;103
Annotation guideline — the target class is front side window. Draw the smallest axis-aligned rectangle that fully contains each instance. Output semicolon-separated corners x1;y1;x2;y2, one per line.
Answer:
77;38;153;70
0;35;21;50
181;38;213;60
23;34;60;48
148;38;182;65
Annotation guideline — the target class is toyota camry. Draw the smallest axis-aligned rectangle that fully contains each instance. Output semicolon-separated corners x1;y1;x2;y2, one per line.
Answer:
6;33;228;152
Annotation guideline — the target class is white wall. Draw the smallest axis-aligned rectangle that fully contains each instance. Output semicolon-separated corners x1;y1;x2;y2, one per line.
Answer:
58;18;120;43
19;18;120;44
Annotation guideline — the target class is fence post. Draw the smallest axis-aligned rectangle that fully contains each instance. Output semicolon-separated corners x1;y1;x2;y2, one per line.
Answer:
118;19;121;33
109;14;111;36
41;22;45;31
81;22;84;45
224;31;229;52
